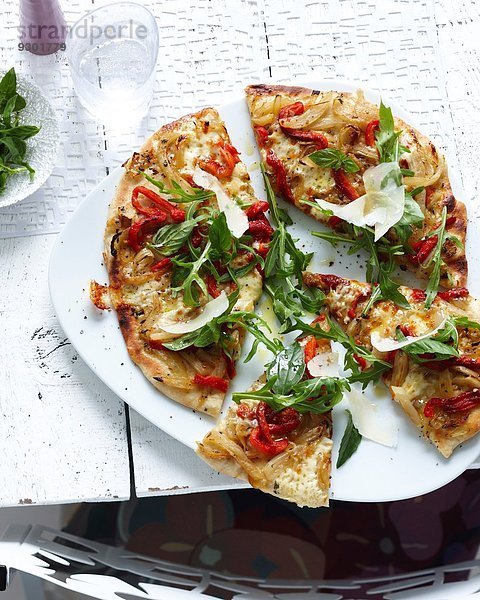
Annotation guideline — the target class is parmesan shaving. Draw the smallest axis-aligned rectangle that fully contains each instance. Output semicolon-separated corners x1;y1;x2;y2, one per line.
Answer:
192;166;249;238
307;352;340;378
158;291;229;334
315;161;405;241
347;389;398;447
370;314;446;352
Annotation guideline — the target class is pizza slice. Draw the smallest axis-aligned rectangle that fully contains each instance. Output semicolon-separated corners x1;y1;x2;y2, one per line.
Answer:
90;108;270;417
197;332;349;508
303;271;480;458
246;84;467;289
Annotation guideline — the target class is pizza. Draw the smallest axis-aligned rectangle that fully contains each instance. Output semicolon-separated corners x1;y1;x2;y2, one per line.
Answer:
197;333;346;508
90;108;269;418
246;84;467;288
303;271;480;458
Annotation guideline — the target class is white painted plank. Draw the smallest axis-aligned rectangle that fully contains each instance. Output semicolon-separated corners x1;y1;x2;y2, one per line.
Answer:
0;235;130;506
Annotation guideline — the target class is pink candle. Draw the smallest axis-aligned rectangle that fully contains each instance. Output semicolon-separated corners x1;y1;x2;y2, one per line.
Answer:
19;0;67;56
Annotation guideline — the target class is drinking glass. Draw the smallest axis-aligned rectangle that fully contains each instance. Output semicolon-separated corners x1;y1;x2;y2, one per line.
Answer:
67;2;159;124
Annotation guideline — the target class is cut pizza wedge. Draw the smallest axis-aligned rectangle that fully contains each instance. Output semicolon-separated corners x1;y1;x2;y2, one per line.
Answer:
303;271;480;458
91;108;270;417
246;84;467;288
197;334;349;508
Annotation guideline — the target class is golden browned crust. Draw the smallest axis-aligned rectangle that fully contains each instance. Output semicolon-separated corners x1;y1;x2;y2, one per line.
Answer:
103;108;262;417
246;84;468;289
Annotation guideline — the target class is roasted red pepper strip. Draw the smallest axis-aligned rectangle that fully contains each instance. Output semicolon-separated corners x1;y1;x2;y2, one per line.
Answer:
266;149;295;204
278;102;305;120
205;274;220;299
148;339;164;350
423;355;480;372
415;236;438;266
280;127;329;148
328;215;343;229
365;119;380;147
248;218;274;240
151;257;172;273
128;214;168;253
410;289;427;303
315;274;347;291
263;405;301;435
132;186;185;222
303;336;318;366
353;354;368;370
237;403;255;420
256;402;275;443
245;201;270;219
249;427;289;457
193;374;229;393
437;287;469;301
399;324;415;337
333;169;360;201
198;141;240;180
347;292;368;319
254;126;270;148
424;390;480;419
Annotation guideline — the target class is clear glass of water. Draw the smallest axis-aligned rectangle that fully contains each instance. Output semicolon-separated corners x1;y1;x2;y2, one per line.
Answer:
67;2;159;124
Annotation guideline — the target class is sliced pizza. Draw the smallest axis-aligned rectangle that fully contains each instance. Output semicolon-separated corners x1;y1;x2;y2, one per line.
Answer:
197;333;348;507
303;271;480;458
246;84;467;289
90;108;270;417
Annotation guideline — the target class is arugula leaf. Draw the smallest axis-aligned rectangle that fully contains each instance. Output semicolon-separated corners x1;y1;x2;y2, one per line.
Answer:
375;101;409;163
233;374;349;414
396;317;459;363
337;410;362;468
308;148;359;173
454;317;480;331
142;172;214;203
284;317;392;387
171;241;211;306
266;342;305;394
424;206;447;309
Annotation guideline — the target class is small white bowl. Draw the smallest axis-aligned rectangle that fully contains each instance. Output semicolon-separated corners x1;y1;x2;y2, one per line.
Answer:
0;74;59;208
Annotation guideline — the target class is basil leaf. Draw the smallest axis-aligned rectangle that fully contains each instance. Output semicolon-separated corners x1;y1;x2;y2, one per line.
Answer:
209;212;233;260
308;148;359;173
0;69;17;110
337;410;362;468
393;191;424;245
375;101;409;163
149;219;199;256
266;341;305;394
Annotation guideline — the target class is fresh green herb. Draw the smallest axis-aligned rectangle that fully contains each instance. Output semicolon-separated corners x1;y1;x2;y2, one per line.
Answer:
233;375;349;414
148;217;203;256
337;410;362;468
393;189;425;246
284;317;392;387
0;68;40;193
308;148;359;173
375;101;409;163
142;172;214;203
266;342;306;394
397;318;459;363
261;164;324;329
312;224;409;315
454;317;480;331
424;206;447;309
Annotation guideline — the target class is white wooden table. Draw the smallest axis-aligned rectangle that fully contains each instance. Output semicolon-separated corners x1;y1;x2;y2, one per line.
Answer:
0;0;479;506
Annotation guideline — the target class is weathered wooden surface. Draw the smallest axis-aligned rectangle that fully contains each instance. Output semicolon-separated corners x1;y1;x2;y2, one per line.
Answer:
0;0;478;505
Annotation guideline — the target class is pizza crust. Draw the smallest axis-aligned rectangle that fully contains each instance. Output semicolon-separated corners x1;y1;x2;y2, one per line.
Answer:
100;108;262;417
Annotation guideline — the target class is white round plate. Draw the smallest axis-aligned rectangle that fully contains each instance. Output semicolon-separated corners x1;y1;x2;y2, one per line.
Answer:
0;74;59;208
49;79;480;502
